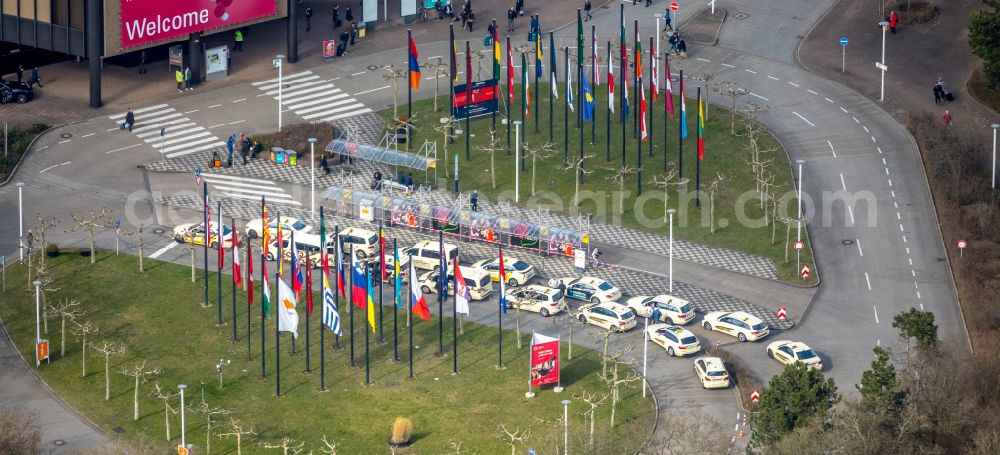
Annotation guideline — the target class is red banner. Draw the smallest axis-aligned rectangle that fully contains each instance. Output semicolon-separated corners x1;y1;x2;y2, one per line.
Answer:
120;0;277;49
530;333;560;387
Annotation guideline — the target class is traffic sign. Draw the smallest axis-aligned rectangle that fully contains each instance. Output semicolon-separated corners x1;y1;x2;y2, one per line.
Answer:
793;241;804;251
36;339;49;364
177;445;189;455
777;307;788;321
957;239;968;249
800;264;811;279
839;37;849;46
670;2;679;11
750;390;760;403
875;62;888;71
160;127;166;137
195;167;202;177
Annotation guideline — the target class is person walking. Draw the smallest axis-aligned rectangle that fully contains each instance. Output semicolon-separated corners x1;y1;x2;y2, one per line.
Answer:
184;66;193;91
669;31;679;54
333;4;342;28
507;7;516;32
346;6;354;21
14;64;23;83
26;67;42;88
888;10;898;35
240;137;250;165
226;134;236;167
175;69;184;93
234;29;244;51
124;109;135;132
139;51;147;74
663;8;673;30
516;0;524;16
305;7;313;32
943;110;953;127
645;0;652;7
584;0;592;21
471;191;479;211
350;22;358;46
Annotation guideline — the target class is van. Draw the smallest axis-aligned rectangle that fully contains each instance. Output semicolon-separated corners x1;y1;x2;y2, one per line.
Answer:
401;240;458;271
339;227;379;259
417;266;494;300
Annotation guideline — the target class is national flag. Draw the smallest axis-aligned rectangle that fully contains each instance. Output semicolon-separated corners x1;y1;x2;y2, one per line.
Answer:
680;74;688;139
593;32;599;87
493;23;501;80
394;245;402;309
651;45;658;102
379;228;387;282
232;230;242;286
507;39;515;104
698;92;705;160
635;38;642;81
522;53;531;115
498;248;508;314
549;33;558;99
608;47;614;112
277;278;299;338
408;36;421;90
322;255;342;336
351;251;367;310
665;56;675;118
306;250;314;317
276;219;284;277
535;31;543;79
291;232;304;297
583;72;594;122
454;256;470;315
336;234;346;298
262;259;271;316
409;260;431;320
261;200;270;257
247;241;254;306
566;51;574;112
640;83;648;141
366;267;376;333
217;204;224;269
450;26;458;82
624;69;630;120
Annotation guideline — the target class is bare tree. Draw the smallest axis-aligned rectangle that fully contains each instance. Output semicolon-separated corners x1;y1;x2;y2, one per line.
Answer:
32;214;60;266
124;223;146;273
72;320;98;377
497;424;531;455
699;73;717;121
260;436;305;455
381;64;407;119
69;207;111;264
706;173;727;234
90;340;126;400
650;166;680;224
473;50;487;81
447;439;465;454
120;361;162;420
607;165;640;215
433;117;460;178
479;129;503;189
48;299;84;357
30;260;59;334
0;406;42;454
565;154;597;207
510;288;544;349
318;434;339;455
150;383;179;441
601;342;641;428
592;328;615;378
194;401;232;455
426;57;448;112
218;418;257;455
556;308;584;360
648;410;728;455
522;141;557;196
715;81;748;134
574;389;610;447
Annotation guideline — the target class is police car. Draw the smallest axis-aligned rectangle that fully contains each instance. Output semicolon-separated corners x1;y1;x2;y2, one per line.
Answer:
576;302;636;332
645;323;701;357
549;277;621;304
766;340;823;370
702;311;770;342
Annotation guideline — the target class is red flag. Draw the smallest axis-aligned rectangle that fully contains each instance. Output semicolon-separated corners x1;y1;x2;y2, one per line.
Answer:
380;229;387;282
664;55;675;118
409;260;431;321
247;243;254;306
232;230;242;286
507;37;515;103
640;84;648;141
336;236;346;298
351;252;367;309
306;252;314;317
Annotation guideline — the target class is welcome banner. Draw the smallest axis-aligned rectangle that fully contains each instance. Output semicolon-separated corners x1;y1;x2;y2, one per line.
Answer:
120;0;277;49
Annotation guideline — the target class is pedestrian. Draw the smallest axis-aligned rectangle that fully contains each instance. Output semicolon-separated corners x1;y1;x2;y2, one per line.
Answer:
466;11;475;31
305;7;313;32
669;31;679;54
251;140;262;159
943;110;952;127
346;6;354;21
184;66;193;90
933;84;942;105
14;64;23;83
321;154;331;174
175;69;184;92
663;8;673;31
350;22;358;46
584;0;592;21
124;109;135;132
507;7;516;32
888;10;898;35
240;137;250;165
226;134;236;167
471;191;479;211
26;67;42;88
633;0;637;5
645;0;652;7
333;4;341;28
139;51;147;74
339;30;351;55
234;29;244;51
651;307;662;323
516;0;524;16
677;37;687;58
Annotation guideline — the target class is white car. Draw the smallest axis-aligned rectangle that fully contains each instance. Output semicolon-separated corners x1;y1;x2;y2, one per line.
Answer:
172;221;234;249
416;266;493;300
625;295;697;325
577;302;637;332
766;340;823;370
471;256;536;286
504;285;565;317
549;277;622;304
702;311;770;342
693;357;730;389
646;323;701;357
244;216;311;240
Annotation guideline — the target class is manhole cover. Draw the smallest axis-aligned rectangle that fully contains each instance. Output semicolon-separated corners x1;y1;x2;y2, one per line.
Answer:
733;12;749;20
367;65;380;71
153;228;165;235
53;440;65;446
60;133;72;138
842;239;855;245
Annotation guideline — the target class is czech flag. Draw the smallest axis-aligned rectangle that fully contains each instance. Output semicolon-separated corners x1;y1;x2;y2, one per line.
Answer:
408;36;421;90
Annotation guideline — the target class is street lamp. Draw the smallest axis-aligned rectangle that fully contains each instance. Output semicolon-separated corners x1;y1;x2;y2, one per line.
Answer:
796;159;806;272
33;280;41;366
877;21;889;102
991;123;999;189
561;399;571;455
642;315;648;397
16;182;24;261
308;137;317;222
274;54;285;132
667;208;676;294
178;384;188;450
513;121;522;203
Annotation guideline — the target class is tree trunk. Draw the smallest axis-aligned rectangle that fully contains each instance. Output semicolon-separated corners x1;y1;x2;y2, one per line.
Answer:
104;354;111;400
601;335;610;377
490;152;497;189
515;306;522;349
392;79;399;118
784;221;791;263
442;135;450;178
771;203;778;245
531;156;537;196
710;190;716;234
81;338;87;377
433;75;440;112
235;435;242;455
42;295;48;334
139;232;144;273
134;376;140;420
206;415;211;455
589;411;595;447
567;323;573;360
164;403;171;440
574;171;581;207
60;317;66;357
618;179;625;215
191;249;196;283
89;227;96;264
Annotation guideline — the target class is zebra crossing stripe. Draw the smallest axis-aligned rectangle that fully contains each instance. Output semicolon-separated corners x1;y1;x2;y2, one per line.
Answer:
224;192;303;205
254;70;372;124
313;108;374;123
149;240;179;259
261;79;329;96
288;92;349;111
139;125;201;140
131;117;189;134
252;70;313;86
302;103;368;120
151;131;214;148
165;142;226;159
202;173;277;185
106;104;169;119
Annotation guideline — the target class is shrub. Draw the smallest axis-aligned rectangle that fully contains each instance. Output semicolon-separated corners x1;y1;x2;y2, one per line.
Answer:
390;417;413;445
0;407;41;454
45;244;59;257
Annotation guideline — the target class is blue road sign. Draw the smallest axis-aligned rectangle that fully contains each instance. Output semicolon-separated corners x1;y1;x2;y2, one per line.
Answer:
840;37;849;46
160;127;166;137
195;167;202;177
114;218;121;230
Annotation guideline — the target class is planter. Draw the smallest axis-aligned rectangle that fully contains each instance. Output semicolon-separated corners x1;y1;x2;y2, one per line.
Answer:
387;439;414;448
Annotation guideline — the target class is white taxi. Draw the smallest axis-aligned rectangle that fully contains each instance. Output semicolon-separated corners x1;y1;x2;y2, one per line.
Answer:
549;277;622;304
625;294;697;325
504;285;565;317
471;256;536;286
577;302;637;332
173;221;233;249
766;340;823;370
646;323;701;357
702;311;769;342
693;357;730;389
244;216;311;240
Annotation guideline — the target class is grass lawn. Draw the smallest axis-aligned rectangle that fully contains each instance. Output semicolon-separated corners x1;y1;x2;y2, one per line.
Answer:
380;81;816;284
0;253;653;453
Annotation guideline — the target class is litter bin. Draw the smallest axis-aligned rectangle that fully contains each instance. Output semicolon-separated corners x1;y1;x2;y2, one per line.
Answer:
271;147;286;164
396;127;408;144
286;150;297;166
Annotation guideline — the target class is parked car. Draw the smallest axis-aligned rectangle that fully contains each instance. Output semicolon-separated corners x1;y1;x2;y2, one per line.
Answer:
0;80;32;104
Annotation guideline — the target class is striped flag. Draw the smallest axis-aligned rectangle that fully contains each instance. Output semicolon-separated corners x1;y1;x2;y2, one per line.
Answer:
277;278;299;338
261;199;270;257
394;245;402;309
366;267;376;333
247;240;254;306
322;255;342;335
608;46;614;112
336;234;346;298
651;46;658;102
665;55;675;118
408;36;421;90
680;73;688;139
409;259;431;321
262;258;271;316
640;83;648;141
232;230;242;286
698;91;705;160
498;247;508;314
550;33;558;99
522;53;531;115
454;255;470;315
507;38;515;103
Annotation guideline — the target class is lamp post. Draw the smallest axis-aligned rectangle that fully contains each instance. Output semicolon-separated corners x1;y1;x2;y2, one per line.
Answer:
308;137;317;222
991;124;999;189
16;182;24;261
667;208;676;293
514;121;522;203
642;316;648;397
33;280;41;366
796;159;806;272
561;399;571;455
877;21;888;102
274;55;285;132
178;384;188;450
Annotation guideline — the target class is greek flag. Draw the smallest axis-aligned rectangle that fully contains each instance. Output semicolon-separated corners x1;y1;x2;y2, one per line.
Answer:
322;261;342;336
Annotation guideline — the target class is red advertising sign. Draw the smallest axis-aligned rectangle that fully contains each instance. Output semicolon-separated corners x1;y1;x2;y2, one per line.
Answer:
323;40;337;59
120;0;278;49
530;333;560;387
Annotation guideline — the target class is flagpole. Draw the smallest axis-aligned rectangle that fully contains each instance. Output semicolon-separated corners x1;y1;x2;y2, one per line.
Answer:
649;36;655;159
607;42;612;162
349;251;356;368
334;228;341;351
320;207;326;391
549;32;555;143
507;35;512;155
634;20;639;140
247;240;251;360
498;243;504;369
664;52;669;172
492;20;498;132
437;230;444;357
696;85;702;208
679;69;684;180
591;24;597;145
232;217;238;342
378;220;385;345
578;9;584;129
275;270;281;396
407;29;413;152
204;183;209;309
564;46;569;163
620;3;626;166
364;267;371;386
520;51;526;141
393;238;399;362
305;247;311;373
452;254;458;375
260;197;266;378
408;253;414;380
450;24;456;147
465;41;471;161
290;231;297;355
534;18;540;135
217;200;223;325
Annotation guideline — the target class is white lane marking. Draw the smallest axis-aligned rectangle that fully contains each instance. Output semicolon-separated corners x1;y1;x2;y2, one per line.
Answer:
792;112;815;127
209;104;222;108
58;139;71;144
184;109;200;114
720;63;735;68
917;292;922;300
202;173;276;185
911;269;916;277
744;69;757;74
839;173;847;191
906;247;910;254
767;75;779;80
252;70;312;85
81;133;95;138
882;157;887;165
877;146;883;154
903;235;908;243
877;339;881;346
787;81;799;87
885;167;890;176
37;145;48;151
891;190;896;198
852;116;859;123
866;272;873;291
228;120;246;125
232;98;246;103
856;239;863;256
224;192;303;205
914;281;919;289
105;143;143;154
863;126;869;133
825;97;834;103
873;305;879;323
828;140;837;158
871;136;877;143
807;89;818;94
888;179;893;187
39;161;70;173
257;93;268;97
207;123;226;129
908;257;912;266
355;85;391;96
749;92;768;101
734;424;739;432
896;212;902;220
106;127;119;132
840;107;848;113
149;241;179;259
894;201;898;208
697;57;711;62
899;223;905;232
351;71;367;76
848;206;855;224
106;104;169;119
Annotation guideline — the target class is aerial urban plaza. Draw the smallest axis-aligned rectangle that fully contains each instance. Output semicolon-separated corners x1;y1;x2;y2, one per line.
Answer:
1;0;998;453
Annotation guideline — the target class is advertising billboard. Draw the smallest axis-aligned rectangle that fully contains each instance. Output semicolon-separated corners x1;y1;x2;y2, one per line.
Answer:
529;333;560;387
452;79;498;119
119;0;278;49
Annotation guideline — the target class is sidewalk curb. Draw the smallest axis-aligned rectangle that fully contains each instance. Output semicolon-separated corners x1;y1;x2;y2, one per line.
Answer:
0;122;78;187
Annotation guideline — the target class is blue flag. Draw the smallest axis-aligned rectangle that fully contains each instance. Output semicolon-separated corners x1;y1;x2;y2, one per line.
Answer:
583;73;595;122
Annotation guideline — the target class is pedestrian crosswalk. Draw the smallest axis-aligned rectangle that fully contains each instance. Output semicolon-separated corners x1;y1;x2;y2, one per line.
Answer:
202;173;302;206
252;71;373;123
108;104;225;159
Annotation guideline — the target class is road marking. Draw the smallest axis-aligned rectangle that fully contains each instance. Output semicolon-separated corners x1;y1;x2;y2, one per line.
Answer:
882;157;887;165
848;206;855;224
807;89;818;95
202;173;276;185
426;55;442;60
852;116;859;123
58;139;71;144
787;81;799;87
355;85;391;96
863;126;869;133
885;167;890;176
184;109;200;114
825;97;834;103
766;75;779;80
917;292;922;300
105;143;143;154
888;179;893;187
37;145;48;151
208;104;222;108
877;146;883;154
911;269;916;277
744;69;757;74
227;120;246;125
906;247;910;254
697;57;711;62
252;70;312;85
866;272;872;291
839;173;847;191
896;211;901;220
720;63;735;68
106;104;169;119
792;112;815;127
149;241;179;259
899;223;905;232
871;136;877;143
894;201;898;209
873;305;879;322
903;235;908;243
749;92;768;101
81;133;95;138
207;123;226;129
877;339;881;346
351;71;367;76
39;161;70;173
908;257;912;265
891;190;896;198
257;93;268;97
106;127;119;132
828;140;837;158
856;239;863;256
914;281;919;289
840;107;848;113
232;98;246;103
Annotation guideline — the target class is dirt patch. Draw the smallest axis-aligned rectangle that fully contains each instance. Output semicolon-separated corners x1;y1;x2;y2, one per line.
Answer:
889;1;939;25
681;8;728;46
252;123;335;160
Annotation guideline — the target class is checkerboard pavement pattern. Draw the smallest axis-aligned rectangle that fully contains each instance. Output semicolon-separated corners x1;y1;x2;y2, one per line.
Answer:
155;193;793;330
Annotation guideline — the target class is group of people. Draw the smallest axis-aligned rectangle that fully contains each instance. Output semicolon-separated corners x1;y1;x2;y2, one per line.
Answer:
668;31;688;57
10;65;43;88
219;131;263;167
331;4;360;57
